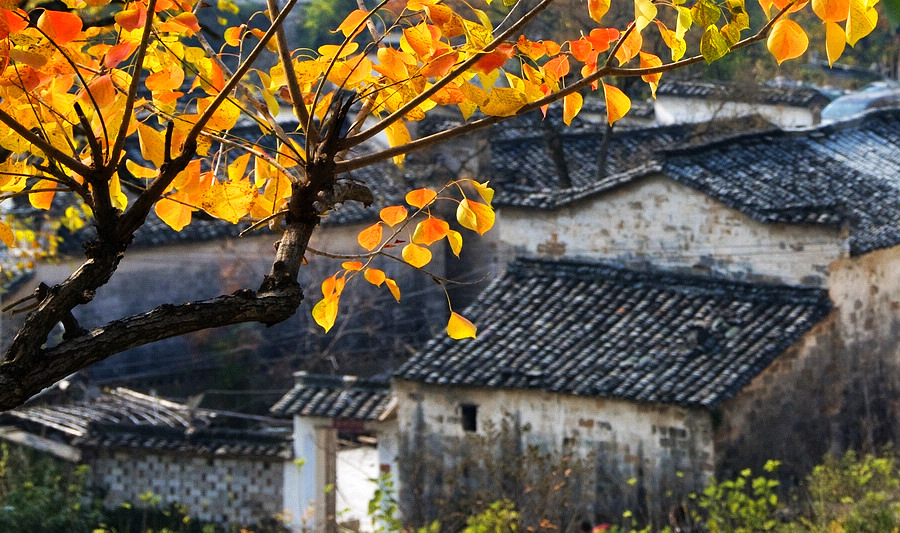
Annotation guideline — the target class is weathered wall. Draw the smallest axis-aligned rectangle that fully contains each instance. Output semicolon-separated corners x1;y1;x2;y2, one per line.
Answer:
654;97;819;129
498;175;844;287
394;380;713;527
715;246;900;478
88;450;284;527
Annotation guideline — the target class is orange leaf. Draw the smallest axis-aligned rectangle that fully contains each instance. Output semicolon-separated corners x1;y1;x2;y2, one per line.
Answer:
146;63;185;92
385;278;401;301
813;0;850;21
0;219;13;247
343;261;364;271
104;41;136;68
767;18;808;64
473;43;515;74
569;39;593;62
402;243;432;268
358;222;383;251
37;11;82;45
615;26;643;65
447;312;477;339
639;52;663;97
602;82;631;125
115;6;146;31
155;194;194;231
413;217;449;245
30;179;57;210
563;92;583;126
587;28;619;51
335;9;369;39
406;188;437;209
543;55;570;83
380;205;408;227
364;267;386;286
158;12;201;35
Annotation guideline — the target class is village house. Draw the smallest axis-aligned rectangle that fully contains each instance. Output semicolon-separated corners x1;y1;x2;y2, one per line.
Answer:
0;387;293;529
270;372;397;533
381;108;900;524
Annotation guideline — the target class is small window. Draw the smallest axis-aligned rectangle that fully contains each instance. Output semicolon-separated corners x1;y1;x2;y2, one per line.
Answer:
460;404;478;432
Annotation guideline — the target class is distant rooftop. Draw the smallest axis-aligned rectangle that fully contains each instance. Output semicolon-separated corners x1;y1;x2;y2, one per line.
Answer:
271;373;395;421
397;258;832;408
657;80;832;108
1;388;291;459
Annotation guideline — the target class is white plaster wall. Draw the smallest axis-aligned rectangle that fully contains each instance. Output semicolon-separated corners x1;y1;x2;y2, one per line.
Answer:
654;97;818;128
396;380;715;483
498;175;845;287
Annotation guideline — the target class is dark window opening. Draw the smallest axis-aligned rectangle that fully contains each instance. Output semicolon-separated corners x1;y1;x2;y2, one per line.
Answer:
461;404;478;432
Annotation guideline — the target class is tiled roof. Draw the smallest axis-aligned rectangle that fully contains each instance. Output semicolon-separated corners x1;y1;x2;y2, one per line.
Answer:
657;80;832;108
270;373;394;421
661;110;900;255
491;116;775;208
1;388;291;459
492;109;900;255
396;258;832;408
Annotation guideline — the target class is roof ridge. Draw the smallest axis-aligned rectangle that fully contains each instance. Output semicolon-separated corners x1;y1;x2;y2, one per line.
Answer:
509;257;830;302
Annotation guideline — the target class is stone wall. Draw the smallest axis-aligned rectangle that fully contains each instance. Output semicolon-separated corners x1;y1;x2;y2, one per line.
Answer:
394;380;714;527
88;450;285;527
498;175;845;287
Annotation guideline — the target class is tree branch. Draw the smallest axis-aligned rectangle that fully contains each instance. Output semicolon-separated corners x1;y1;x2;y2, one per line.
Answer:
0;286;303;411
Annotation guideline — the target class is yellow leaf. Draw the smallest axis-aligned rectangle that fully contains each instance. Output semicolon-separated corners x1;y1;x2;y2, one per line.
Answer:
364;267;386;286
563;92;583;126
603;82;631;125
456;199;494;235
406;188;437;209
30;179;57;210
343;261;363;271
634;0;658;32
385;121;411;166
413;217;450;245
480;87;527;117
312;294;340;333
0;220;13;247
402;243;432;268
109;173;128;210
380;205;408;227
228;153;251;182
447;229;463;257
155;194;194;231
358;222;383;251
201;180;255;223
318;42;359;59
846;0;877;46
447;311;477;339
588;0;611;22
473;181;494;204
385;278;401;301
199;97;241;131
825;21;846;66
767;18;808;64
137;122;165;166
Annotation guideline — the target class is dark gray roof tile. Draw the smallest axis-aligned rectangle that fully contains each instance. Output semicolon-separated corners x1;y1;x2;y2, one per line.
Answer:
270;374;394;421
396;259;831;408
